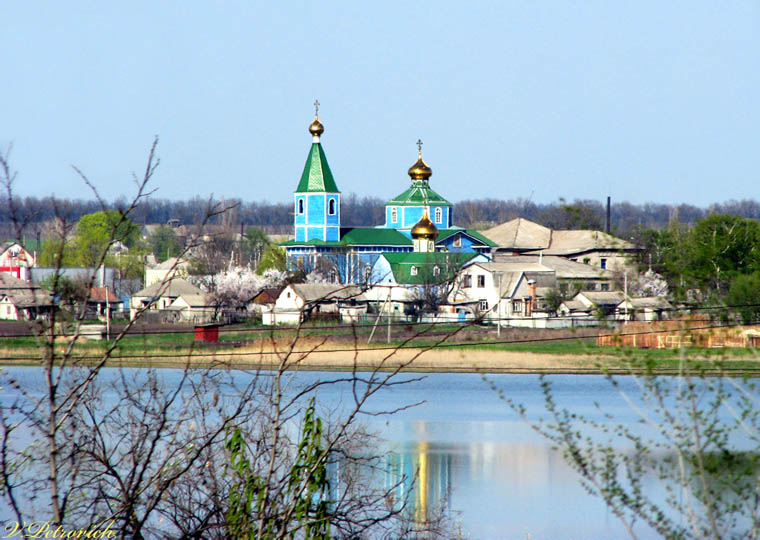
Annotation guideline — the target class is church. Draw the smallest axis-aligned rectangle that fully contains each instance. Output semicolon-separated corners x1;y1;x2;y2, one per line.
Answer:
282;107;494;284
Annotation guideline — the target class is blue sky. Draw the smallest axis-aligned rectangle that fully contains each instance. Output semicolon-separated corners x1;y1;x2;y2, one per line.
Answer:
1;1;758;207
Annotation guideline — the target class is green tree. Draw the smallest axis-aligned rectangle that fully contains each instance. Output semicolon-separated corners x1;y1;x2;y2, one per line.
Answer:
727;271;760;324
682;214;760;295
241;226;270;267
256;246;286;275
38;238;79;267
148;225;183;263
74;210;140;267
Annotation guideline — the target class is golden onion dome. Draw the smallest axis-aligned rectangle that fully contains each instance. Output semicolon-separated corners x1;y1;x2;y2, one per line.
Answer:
411;209;438;240
309;117;324;137
408;156;432;181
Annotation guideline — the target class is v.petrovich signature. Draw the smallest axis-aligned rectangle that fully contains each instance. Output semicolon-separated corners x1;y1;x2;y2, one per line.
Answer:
3;521;116;539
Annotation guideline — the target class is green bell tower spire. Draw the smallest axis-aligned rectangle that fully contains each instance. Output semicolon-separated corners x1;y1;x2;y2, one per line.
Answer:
293;101;341;242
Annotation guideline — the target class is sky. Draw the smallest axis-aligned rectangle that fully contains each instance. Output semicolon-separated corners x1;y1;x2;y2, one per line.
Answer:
1;1;758;207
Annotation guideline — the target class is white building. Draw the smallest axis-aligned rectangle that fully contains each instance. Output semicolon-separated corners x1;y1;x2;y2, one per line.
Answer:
263;283;365;325
451;262;557;326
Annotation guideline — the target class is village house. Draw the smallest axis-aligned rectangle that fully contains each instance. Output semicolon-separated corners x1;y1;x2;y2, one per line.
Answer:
129;278;205;320
491;254;617;293
0;272;55;321
87;287;122;318
165;293;217;324
559;290;626;320
483;218;640;272
250;287;282;314
615;296;673;321
144;256;192;287
0;241;35;280
263;283;365;325
451;261;557;326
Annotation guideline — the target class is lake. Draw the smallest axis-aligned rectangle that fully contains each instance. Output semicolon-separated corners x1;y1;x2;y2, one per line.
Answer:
0;367;677;539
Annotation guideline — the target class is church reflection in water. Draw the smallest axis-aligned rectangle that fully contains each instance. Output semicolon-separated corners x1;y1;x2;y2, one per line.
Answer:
385;440;454;523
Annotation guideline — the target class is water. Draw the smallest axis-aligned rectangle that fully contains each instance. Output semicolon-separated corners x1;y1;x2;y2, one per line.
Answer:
0;368;689;539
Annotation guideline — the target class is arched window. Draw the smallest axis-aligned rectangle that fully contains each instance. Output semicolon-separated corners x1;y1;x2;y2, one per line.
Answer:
435;207;442;224
391;207;398;223
410;266;418;276
330;269;337;283
433;266;440;276
297;199;304;214
364;266;372;280
328;199;336;215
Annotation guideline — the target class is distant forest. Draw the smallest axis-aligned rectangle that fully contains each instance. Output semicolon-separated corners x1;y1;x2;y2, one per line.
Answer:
4;194;760;239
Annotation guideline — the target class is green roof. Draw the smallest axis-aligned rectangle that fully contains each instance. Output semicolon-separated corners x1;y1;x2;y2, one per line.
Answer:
281;227;496;248
340;228;411;246
386;181;451;207
381;252;480;285
436;228;498;247
296;143;339;193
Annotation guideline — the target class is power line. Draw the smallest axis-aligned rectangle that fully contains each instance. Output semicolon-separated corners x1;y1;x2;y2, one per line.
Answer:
3;300;760;340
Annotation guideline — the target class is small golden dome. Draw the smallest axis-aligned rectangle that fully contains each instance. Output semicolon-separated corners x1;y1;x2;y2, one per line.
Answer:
411;209;438;240
408;156;432;181
309;117;324;137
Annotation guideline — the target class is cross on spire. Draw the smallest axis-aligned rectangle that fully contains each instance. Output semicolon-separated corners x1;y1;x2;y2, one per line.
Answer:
416;138;423;157
314;99;320;118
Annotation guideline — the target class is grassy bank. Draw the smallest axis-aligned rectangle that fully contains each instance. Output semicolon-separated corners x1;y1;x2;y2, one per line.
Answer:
1;325;759;375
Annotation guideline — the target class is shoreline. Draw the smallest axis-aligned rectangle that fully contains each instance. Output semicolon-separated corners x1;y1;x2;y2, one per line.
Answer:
1;340;758;376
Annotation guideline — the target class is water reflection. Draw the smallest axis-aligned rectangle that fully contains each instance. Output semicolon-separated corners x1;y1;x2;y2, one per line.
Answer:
386;440;453;523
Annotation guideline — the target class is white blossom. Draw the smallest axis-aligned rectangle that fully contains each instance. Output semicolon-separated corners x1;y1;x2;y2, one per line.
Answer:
630;268;669;298
305;270;331;283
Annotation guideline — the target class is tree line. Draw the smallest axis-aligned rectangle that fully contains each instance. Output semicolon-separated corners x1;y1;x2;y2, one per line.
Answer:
6;193;760;235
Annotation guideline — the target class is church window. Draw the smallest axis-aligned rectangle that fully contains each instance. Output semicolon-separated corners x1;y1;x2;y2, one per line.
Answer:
433;266;440;276
410;266;418;276
477;275;485;288
600;258;607;269
463;275;472;288
297;199;304;214
453;236;462;248
328;199;336;215
330;269;337;283
435;207;442;224
391;207;398;223
364;266;372;280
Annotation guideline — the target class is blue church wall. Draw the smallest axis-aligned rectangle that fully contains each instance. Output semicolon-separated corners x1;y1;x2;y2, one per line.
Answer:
326;195;340;226
432;207;450;228
294;196;306;225
385;206;400;228
307;194;326;225
307;227;324;241
325;226;340;242
381;206;451;229
295;226;306;242
439;232;478;253
402;207;423;229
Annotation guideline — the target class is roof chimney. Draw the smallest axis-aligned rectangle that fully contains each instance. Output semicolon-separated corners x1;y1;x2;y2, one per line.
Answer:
606;196;611;233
